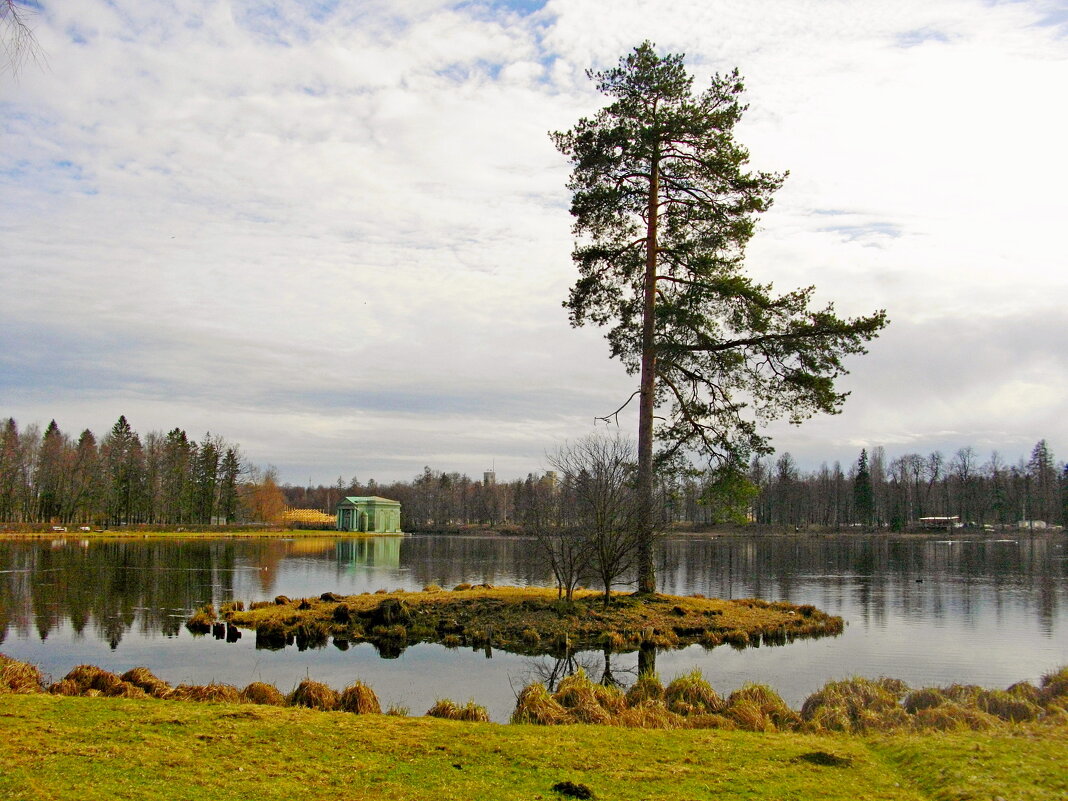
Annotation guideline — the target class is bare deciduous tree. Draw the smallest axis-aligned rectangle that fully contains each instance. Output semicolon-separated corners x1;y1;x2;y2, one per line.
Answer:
551;434;641;607
2;1;43;77
517;472;590;601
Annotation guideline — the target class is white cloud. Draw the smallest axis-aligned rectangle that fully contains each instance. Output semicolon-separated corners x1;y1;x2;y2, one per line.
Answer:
2;0;1066;481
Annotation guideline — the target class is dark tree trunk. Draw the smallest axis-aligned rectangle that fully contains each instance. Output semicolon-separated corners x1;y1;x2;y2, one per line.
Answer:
636;154;659;595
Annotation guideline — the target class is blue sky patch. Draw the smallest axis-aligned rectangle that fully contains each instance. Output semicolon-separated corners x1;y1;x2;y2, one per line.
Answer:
895;28;951;47
818;222;903;242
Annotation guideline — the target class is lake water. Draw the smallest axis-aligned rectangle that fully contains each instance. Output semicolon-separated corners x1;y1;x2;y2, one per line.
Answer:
1;533;1066;722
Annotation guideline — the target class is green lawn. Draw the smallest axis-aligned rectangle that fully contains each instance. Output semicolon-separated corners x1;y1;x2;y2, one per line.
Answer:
2;694;1065;801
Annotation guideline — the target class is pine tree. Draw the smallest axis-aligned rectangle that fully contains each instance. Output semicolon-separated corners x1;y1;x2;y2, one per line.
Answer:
553;42;887;591
853;449;874;527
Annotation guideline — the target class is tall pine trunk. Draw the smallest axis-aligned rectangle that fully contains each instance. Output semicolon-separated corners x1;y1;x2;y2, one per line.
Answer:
636;154;659;594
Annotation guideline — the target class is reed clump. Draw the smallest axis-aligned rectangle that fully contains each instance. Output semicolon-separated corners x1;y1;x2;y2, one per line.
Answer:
338;681;381;715
0;654;44;694
553;670;625;723
64;665;124;695
170;683;242;703
624;672;664;706
510;682;570;725
726;684;800;732
288;679;339;711
1041;665;1068;704
121;667;171;697
240;681;286;706
47;679;81;696
426;698;490;722
912;702;1003;731
615;699;685;729
801;677;907;733
664;670;726;716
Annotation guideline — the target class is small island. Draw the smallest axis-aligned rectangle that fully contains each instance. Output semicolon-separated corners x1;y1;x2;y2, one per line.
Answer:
191;586;844;657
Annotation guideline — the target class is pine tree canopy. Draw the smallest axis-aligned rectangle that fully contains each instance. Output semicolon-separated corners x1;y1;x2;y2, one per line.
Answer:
553;42;888;470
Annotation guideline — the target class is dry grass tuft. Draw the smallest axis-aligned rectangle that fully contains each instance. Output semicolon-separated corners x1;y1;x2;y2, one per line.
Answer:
1041;665;1068;703
103;681;149;699
664;670;725;716
452;583;472;591
728;684;800;731
975;689;1043;723
121;667;171;697
288;679;339;711
615;699;685;729
422;585;442;593
240;681;286;706
338;681;381;715
1006;680;1042;703
801;677;906;733
624;672;664;706
47;679;81;696
426;698;490;722
170;683;242;703
65;665;123;695
553;670;626;722
912;702;1003;731
902;687;947;714
511;682;571;725
686;712;736;730
0;654;44;694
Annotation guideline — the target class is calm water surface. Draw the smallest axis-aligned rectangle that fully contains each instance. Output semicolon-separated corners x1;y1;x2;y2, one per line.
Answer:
2;533;1066;722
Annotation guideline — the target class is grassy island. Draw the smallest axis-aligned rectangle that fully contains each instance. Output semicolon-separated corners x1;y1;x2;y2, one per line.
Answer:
193;586;844;656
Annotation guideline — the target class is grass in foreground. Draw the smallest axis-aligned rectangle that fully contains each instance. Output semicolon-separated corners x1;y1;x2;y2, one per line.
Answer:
1;693;1066;801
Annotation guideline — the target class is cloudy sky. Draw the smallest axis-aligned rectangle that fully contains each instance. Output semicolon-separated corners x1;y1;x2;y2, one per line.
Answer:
2;0;1066;483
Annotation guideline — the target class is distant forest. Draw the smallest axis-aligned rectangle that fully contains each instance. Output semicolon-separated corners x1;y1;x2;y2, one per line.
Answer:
0;416;248;526
286;441;1068;531
2;415;1064;530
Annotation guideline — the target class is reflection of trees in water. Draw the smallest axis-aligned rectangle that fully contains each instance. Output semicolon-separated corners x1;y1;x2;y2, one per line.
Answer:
402;535;557;590
656;535;1065;628
0;533;1064;647
519;648;637;694
0;540;240;647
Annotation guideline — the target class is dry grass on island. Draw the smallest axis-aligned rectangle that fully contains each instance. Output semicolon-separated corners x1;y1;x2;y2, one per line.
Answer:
189;585;844;656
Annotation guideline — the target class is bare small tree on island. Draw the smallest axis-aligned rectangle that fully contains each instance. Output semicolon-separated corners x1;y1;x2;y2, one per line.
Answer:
553;42;888;593
552;434;641;607
517;470;590;601
519;434;645;605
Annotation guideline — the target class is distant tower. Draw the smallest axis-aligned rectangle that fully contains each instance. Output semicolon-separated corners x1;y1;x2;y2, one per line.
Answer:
544;470;558;490
483;469;496;486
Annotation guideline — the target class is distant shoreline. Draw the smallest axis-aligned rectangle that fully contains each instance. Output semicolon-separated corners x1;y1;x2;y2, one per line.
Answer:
0;522;1062;540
